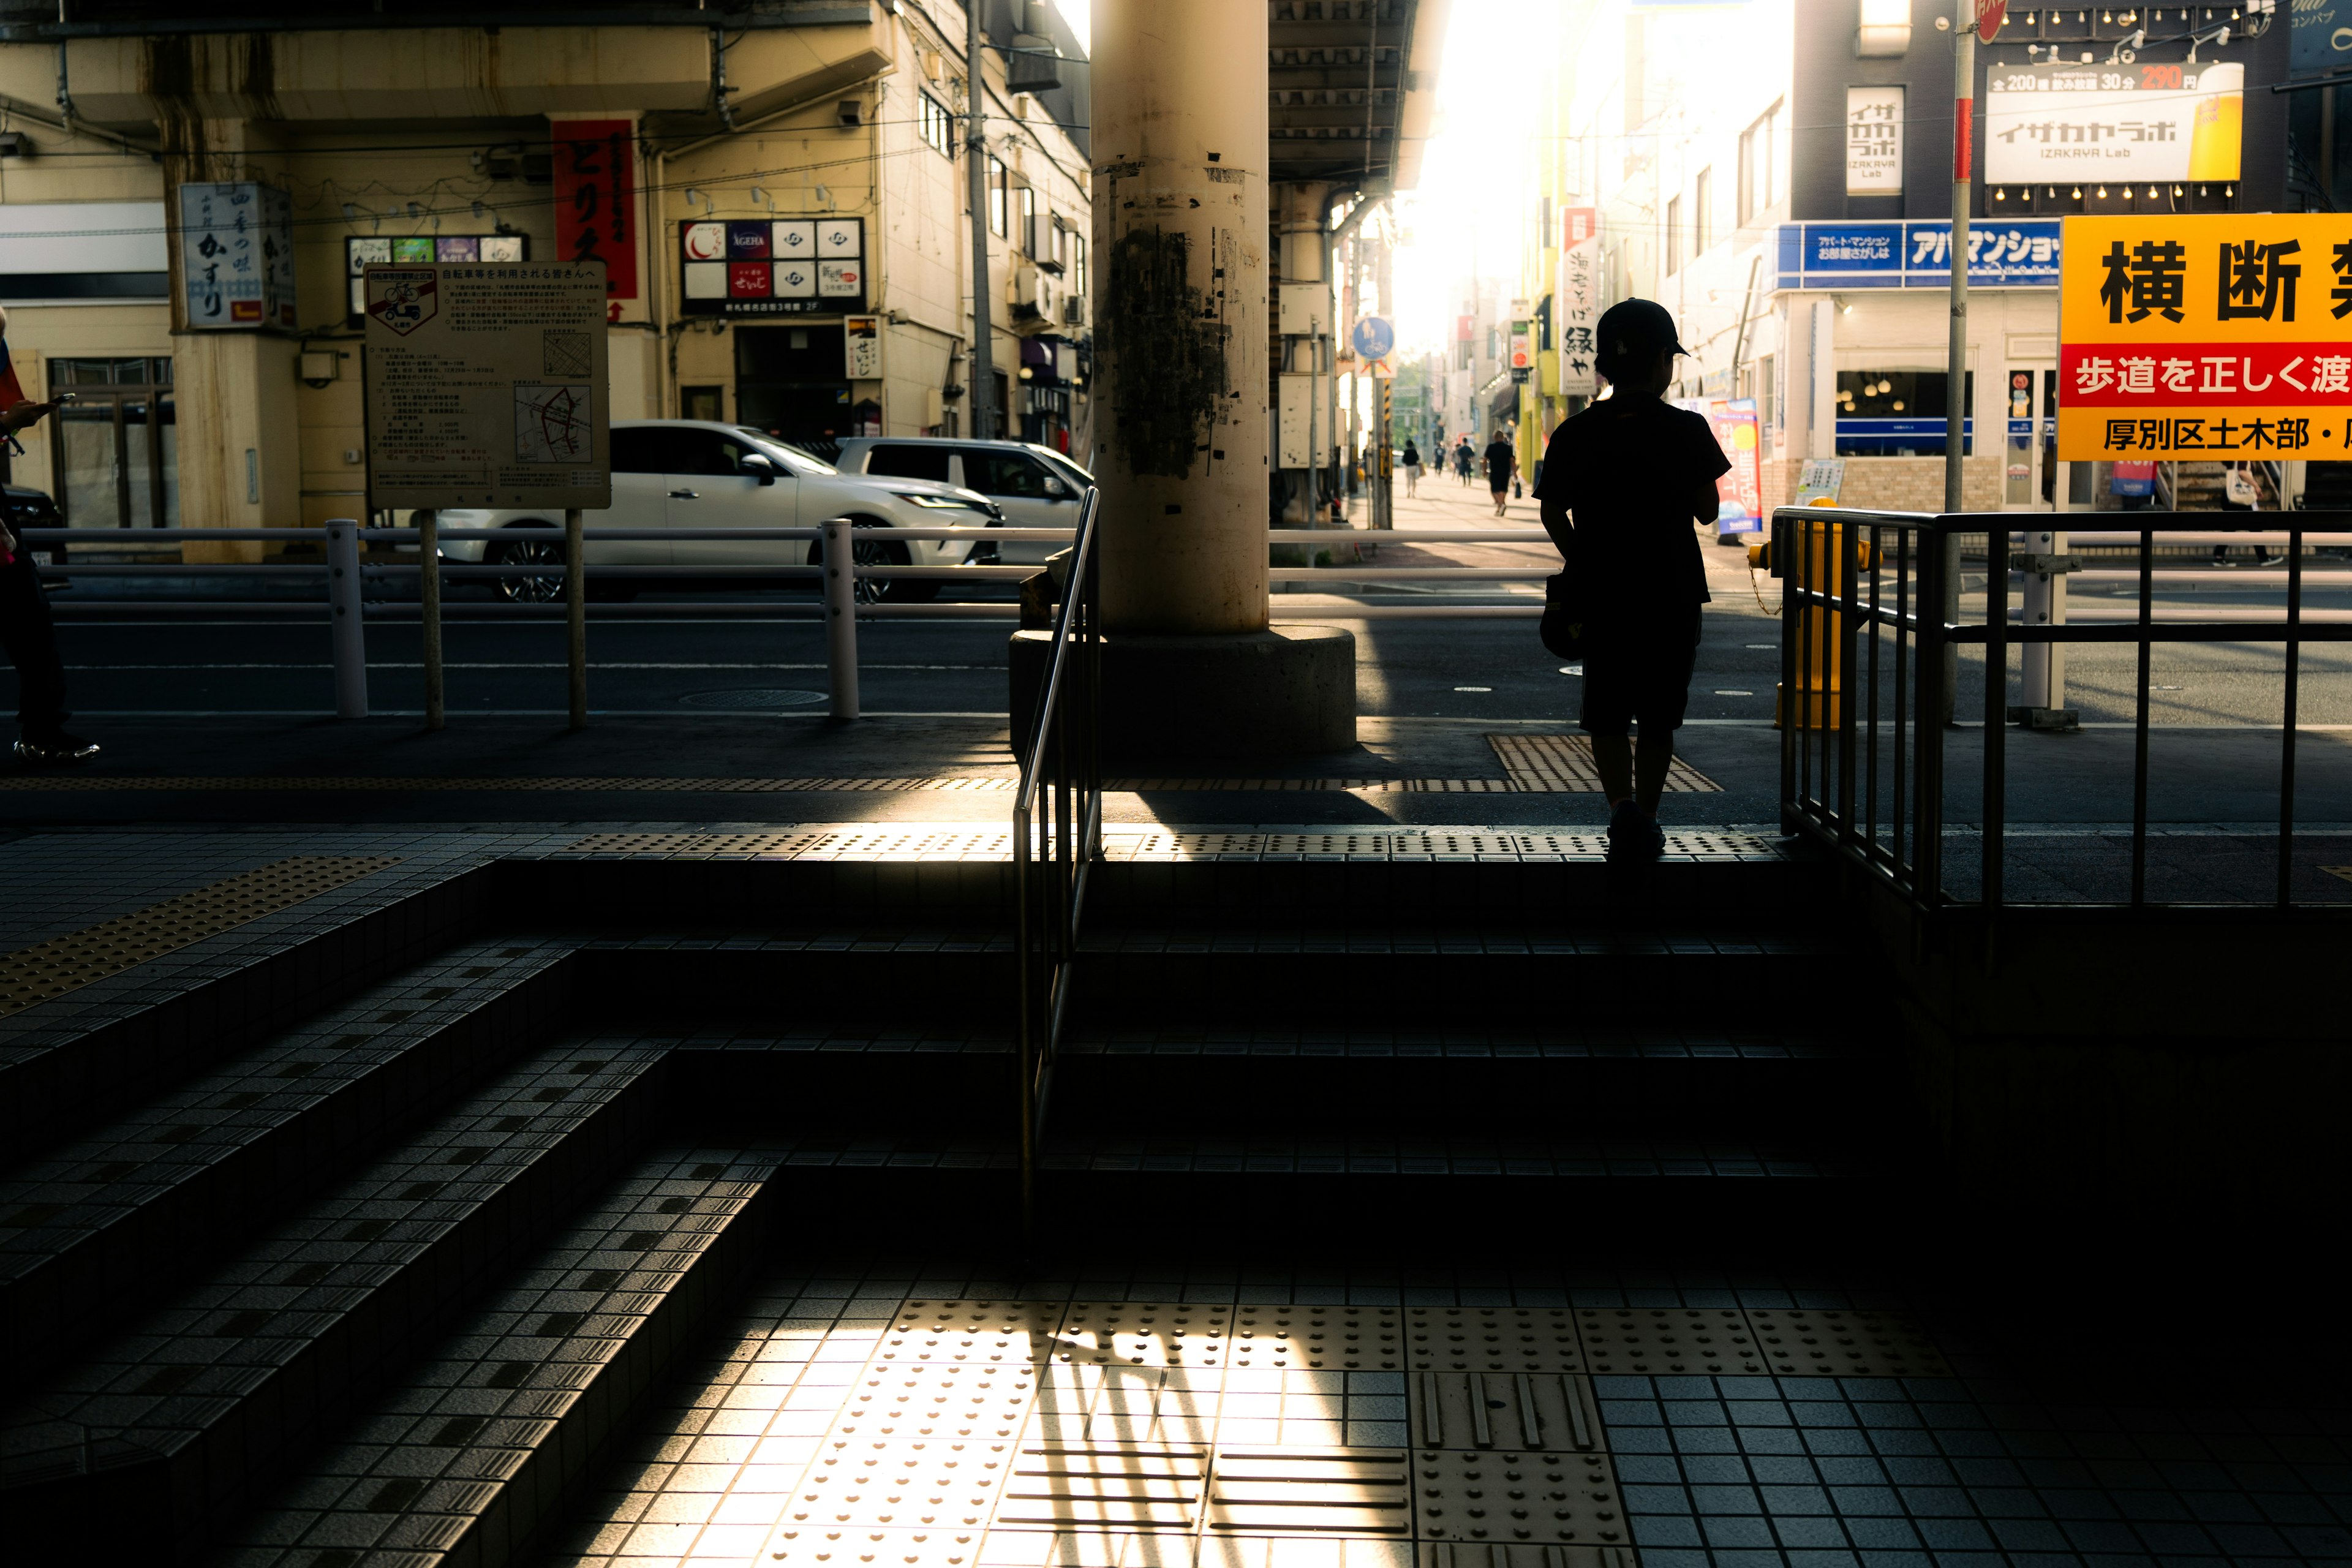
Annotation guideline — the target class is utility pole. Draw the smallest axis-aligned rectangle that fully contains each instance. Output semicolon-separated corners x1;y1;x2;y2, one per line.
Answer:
1945;0;1973;513
966;0;996;440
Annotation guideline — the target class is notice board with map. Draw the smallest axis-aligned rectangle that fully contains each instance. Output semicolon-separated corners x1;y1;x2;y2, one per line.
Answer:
362;260;611;511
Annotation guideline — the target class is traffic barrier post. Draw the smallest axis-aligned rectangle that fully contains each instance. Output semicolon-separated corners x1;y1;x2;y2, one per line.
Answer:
325;518;369;718
823;517;860;720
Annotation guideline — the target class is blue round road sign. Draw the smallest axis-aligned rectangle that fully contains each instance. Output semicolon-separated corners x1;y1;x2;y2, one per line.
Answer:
1351;316;1395;361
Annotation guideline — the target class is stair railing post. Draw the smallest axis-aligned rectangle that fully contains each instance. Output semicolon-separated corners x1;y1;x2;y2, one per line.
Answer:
565;508;586;729
418;511;444;731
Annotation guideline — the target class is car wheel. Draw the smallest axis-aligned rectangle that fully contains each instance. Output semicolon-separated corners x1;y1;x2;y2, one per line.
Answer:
832;518;940;604
489;526;565;603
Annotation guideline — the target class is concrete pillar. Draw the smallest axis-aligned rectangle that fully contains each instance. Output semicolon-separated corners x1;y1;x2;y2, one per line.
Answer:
1011;0;1352;757
1092;0;1270;633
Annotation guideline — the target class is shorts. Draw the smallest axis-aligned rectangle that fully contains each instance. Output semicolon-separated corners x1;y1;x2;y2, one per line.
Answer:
1577;607;1703;737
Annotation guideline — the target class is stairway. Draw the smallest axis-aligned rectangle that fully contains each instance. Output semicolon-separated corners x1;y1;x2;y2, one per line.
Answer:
0;837;1917;1563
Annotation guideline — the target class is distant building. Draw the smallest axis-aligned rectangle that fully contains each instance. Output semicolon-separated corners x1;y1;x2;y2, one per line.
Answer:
0;0;1091;542
1519;0;2291;513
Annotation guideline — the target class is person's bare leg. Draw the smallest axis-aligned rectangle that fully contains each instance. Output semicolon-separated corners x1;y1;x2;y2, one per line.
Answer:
1632;729;1675;818
1591;734;1634;806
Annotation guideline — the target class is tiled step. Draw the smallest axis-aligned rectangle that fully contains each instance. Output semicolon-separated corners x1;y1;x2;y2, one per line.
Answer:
499;853;1835;929
577;933;1019;1020
209;1145;785;1568
720;1133;1902;1246
0;941;575;1386
0;864;492;1158
0;1037;668;1556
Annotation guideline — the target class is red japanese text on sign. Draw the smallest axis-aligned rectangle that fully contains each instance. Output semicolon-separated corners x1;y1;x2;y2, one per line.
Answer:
551;119;639;301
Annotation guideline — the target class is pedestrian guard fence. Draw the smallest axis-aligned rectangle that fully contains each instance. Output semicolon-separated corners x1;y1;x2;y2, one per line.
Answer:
6;513;1570;723
1771;505;2352;916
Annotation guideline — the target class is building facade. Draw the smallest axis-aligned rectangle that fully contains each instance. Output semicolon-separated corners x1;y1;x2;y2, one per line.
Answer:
1521;0;2292;514
0;0;1091;550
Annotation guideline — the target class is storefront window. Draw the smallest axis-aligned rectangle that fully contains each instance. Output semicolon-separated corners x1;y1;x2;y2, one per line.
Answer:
48;356;177;529
1834;369;1973;456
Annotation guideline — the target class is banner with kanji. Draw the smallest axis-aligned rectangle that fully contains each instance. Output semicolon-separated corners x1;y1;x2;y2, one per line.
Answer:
2057;214;2352;461
551;119;639;306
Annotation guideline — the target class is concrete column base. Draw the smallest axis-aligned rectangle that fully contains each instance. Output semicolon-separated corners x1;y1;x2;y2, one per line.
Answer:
1009;626;1356;761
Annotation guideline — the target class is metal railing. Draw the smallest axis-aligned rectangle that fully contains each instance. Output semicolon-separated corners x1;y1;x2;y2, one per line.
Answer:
1012;487;1101;1243
1776;505;2352;914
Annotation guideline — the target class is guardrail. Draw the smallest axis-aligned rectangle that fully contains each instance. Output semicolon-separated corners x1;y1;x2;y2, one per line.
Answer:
1775;505;2352;914
1011;489;1101;1246
12;519;1570;724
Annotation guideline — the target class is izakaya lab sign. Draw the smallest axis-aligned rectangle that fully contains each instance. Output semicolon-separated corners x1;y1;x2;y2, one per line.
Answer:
2057;214;2352;461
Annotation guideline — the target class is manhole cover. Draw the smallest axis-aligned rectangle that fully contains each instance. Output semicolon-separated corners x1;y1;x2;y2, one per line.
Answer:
678;688;829;709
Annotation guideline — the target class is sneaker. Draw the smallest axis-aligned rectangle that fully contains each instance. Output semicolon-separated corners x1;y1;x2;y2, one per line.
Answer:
15;733;99;766
1606;799;1664;861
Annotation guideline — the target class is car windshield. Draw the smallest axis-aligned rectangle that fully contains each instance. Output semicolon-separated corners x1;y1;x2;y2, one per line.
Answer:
736;429;839;475
1033;448;1094;488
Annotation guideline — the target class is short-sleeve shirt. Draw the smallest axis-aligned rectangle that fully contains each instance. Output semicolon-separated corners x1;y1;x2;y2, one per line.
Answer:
1534;399;1729;614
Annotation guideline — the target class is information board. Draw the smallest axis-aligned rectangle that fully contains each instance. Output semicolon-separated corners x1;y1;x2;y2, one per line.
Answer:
362;261;612;511
2057;214;2352;461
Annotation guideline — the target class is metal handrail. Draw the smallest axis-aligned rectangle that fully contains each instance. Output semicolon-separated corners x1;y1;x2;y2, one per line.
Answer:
1011;485;1102;1246
1774;505;2352;914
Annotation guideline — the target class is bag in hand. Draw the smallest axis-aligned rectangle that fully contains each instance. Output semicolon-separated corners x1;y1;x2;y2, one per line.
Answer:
1539;568;1583;660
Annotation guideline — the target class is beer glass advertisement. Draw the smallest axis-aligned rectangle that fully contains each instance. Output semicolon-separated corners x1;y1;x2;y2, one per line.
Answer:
1985;61;2243;185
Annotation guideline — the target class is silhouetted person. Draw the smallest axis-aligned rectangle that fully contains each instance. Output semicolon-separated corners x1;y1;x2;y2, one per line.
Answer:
1533;299;1725;861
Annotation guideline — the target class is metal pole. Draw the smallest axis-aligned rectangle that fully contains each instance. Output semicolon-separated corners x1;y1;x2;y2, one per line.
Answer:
823;516;861;719
1946;2;1973;514
325;518;368;719
966;0;997;441
418;511;444;731
565;507;586;728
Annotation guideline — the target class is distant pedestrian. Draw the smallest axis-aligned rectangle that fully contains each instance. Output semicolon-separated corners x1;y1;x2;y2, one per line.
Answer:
1484;432;1516;516
1533;298;1726;862
1401;439;1422;497
0;311;92;765
1453;439;1474;484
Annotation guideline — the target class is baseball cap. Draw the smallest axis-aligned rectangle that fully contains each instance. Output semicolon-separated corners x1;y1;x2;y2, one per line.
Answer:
1594;298;1688;376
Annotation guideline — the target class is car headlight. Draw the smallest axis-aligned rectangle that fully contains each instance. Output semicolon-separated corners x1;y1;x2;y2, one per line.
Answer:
893;491;989;511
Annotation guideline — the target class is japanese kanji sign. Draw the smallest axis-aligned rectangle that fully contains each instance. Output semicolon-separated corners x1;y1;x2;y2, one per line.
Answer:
363;261;612;511
1846;88;1904;196
1985;62;2243;185
178;182;296;332
2057;214;2352;461
1554;211;1601;398
551;119;639;307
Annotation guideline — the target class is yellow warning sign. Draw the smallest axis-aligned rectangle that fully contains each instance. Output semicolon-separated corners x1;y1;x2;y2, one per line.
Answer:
2056;213;2352;461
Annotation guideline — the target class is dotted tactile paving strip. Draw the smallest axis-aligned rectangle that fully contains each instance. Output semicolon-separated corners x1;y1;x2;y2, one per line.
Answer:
0;855;401;1017
560;831;1788;862
1488;736;1721;795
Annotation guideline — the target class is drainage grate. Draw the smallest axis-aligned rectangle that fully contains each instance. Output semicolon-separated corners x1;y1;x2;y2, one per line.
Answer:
676;688;829;709
0;856;401;1017
1488;734;1721;793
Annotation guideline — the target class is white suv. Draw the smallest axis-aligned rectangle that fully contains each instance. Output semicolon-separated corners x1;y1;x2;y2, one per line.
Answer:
432;420;1001;603
832;437;1091;566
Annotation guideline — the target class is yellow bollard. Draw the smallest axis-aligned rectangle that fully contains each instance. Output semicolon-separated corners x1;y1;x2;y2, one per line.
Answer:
1770;502;1872;731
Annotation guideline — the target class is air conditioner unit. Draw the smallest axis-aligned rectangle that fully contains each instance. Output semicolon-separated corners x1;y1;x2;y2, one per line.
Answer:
1006;262;1052;320
1061;295;1085;327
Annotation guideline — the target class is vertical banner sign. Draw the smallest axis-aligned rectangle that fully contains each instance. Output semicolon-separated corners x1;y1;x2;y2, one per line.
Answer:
1507;320;1534;383
1555;207;1602;398
843;313;883;379
2057;214;2352;461
551;120;639;308
179;182;297;331
363;260;612;510
1845;87;1905;195
1706;398;1765;533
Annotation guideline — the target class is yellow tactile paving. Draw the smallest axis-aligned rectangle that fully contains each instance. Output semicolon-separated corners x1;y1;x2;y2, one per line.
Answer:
1487;734;1721;794
0;856;401;1017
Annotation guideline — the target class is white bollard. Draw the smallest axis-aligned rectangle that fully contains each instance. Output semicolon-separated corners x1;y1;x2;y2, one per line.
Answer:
823;516;860;720
325;518;369;719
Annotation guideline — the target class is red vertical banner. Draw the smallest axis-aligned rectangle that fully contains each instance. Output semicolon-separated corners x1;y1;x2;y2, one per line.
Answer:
552;119;639;303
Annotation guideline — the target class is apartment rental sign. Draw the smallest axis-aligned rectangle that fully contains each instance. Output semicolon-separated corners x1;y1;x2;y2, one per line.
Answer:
2057;214;2352;461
